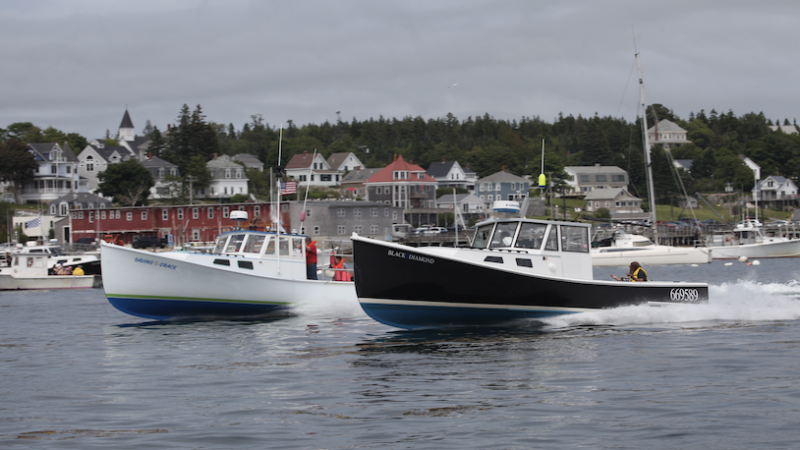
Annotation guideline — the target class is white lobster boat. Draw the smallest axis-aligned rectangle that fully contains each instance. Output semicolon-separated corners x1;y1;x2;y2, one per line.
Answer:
101;212;357;321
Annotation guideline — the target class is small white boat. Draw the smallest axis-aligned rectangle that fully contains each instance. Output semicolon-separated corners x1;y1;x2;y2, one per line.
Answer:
10;241;102;274
591;231;712;266
0;251;99;290
101;212;357;321
707;223;800;259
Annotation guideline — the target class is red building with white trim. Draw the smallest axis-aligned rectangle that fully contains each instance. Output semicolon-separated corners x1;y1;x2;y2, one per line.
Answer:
69;202;291;246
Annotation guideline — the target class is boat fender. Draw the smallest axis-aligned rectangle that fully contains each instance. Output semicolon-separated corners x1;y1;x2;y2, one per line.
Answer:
548;263;556;273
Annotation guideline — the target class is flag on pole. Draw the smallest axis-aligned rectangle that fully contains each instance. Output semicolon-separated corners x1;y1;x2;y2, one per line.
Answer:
280;181;296;195
25;217;41;229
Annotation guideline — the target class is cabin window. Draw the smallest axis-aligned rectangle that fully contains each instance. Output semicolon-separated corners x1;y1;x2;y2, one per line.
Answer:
213;259;230;266
243;234;266;254
291;237;304;258
515;223;547;250
472;224;494;249
238;261;253;270
263;237;276;255
490;222;518;248
277;236;290;256
225;234;245;253
560;225;589;253
484;256;504;263
544;226;559;251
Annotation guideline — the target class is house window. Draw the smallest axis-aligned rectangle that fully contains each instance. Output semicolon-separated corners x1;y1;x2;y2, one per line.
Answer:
89;211;94;223
223;207;230;218
605;201;610;207
66;166;71;174
488;195;493;201
321;175;332;182
370;225;379;234
115;210;120;219
370;207;377;217
192;229;200;241
384;208;389;217
299;175;306;182
596;175;607;182
337;208;345;217
162;209;168;220
612;175;626;182
376;187;382;195
392;211;397;220
354;208;362;217
580;175;590;182
338;225;346;235
313;226;320;235
254;206;260;217
177;209;184;220
126;212;132;221
49;205;56;215
208;208;214;219
101;211;106;220
141;211;147;220
193;208;199;219
595;202;600;208
354;225;362;234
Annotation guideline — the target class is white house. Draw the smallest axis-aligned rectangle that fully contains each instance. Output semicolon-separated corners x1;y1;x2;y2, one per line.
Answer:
285;151;342;188
232;154;265;172
326;152;365;173
564;165;628;196
648;119;691;150
18;143;81;204
201;154;249;199
435;192;485;214
426;160;475;191
757;175;798;209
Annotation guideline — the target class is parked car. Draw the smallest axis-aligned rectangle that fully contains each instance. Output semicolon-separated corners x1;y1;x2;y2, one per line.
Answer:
769;219;792;227
132;236;167;249
75;237;96;244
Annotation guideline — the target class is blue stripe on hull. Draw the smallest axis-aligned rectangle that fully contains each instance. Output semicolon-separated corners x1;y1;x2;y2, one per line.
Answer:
360;302;577;330
107;297;289;321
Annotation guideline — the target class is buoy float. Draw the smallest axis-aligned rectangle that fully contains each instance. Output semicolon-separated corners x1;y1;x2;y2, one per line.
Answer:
724;262;733;266
738;256;748;263
752;260;761;266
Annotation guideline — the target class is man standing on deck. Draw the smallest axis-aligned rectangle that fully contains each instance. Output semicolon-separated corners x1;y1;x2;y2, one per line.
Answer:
305;237;318;280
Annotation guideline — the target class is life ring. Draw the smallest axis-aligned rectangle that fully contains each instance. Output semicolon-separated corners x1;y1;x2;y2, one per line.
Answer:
27;258;34;268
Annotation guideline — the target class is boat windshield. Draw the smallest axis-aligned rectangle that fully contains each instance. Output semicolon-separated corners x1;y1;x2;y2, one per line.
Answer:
242;234;266;254
490;222;519;248
560;225;590;253
225;234;246;253
515;223;547;250
472;224;494;249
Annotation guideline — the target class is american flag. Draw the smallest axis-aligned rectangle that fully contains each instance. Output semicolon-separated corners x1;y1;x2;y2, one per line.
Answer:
25;217;41;229
280;181;297;195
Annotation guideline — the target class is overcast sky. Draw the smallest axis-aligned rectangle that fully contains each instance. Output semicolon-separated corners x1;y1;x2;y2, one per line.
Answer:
2;1;799;141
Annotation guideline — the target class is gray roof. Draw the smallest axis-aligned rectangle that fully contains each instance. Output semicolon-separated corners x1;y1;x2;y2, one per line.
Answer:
647;119;686;133
584;188;640;200
207;155;242;169
427;161;457;178
675;159;693;169
477;170;528;183
232;154;263;165
565;165;626;174
342;168;381;183
141;155;178;169
28;143;79;162
48;192;111;210
436;193;473;203
119;109;134;129
326;152;354;170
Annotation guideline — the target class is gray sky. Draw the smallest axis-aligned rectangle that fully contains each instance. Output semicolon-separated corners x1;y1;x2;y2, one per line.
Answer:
2;0;799;141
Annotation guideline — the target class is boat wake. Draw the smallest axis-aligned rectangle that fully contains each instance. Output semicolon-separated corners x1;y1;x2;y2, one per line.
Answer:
540;280;800;328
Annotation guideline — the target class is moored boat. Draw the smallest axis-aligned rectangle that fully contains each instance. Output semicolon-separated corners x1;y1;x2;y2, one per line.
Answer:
592;231;712;266
707;221;800;259
101;212;357;321
0;251;100;290
351;217;708;330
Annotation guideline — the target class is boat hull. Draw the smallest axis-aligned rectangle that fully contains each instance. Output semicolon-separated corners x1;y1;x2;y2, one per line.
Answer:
710;239;800;259
353;237;708;329
0;274;99;290
101;243;356;321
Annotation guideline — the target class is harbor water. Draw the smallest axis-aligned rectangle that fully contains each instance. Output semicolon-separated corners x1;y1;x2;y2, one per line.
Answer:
2;259;800;449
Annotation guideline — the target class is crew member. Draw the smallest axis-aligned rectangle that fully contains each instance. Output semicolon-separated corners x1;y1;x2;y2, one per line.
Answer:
611;261;648;282
72;265;85;276
305;237;318;280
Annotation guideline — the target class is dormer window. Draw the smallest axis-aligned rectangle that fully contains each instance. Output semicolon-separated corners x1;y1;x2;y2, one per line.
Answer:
393;170;409;180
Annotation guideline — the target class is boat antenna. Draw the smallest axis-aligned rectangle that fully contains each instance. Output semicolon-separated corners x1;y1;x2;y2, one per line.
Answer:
300;149;316;235
636;52;658;243
276;124;283;276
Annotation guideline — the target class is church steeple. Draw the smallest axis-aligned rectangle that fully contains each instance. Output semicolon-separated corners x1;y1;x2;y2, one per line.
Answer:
118;107;135;142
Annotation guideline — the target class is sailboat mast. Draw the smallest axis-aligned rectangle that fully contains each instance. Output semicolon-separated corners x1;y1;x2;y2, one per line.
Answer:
636;53;658;237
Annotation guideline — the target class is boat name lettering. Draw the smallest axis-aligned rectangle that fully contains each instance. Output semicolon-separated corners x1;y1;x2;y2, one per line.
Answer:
134;257;177;270
387;249;434;264
670;288;699;303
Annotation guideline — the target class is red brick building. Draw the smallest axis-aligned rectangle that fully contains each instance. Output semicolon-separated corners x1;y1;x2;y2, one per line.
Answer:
69;202;291;246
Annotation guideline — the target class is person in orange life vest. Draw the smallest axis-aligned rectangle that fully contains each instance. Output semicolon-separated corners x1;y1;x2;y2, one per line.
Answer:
611;261;648;282
305;237;318;280
333;256;352;282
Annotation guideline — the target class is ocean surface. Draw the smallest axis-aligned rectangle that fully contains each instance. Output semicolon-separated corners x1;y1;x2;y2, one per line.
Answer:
2;259;800;449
